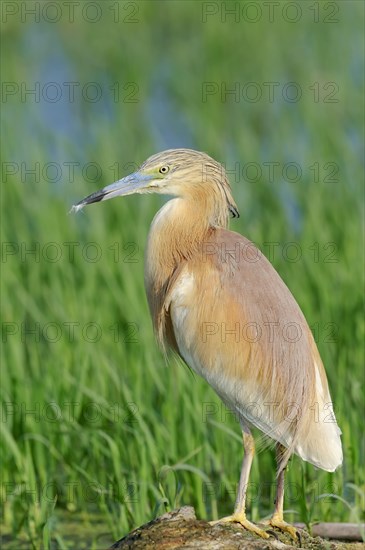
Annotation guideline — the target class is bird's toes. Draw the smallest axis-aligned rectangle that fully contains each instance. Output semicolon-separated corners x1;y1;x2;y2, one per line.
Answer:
263;517;299;542
210;514;270;539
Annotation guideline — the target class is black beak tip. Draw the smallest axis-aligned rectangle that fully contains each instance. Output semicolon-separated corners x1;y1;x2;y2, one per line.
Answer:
70;190;107;213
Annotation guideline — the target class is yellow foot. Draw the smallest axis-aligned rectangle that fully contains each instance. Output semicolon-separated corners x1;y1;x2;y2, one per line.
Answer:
263;516;298;541
210;513;270;539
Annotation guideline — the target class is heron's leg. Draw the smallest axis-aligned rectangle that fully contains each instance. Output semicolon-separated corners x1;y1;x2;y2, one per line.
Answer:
233;425;255;515
210;426;269;539
264;443;298;540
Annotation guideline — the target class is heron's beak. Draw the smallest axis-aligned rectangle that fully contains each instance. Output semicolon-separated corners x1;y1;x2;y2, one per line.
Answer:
71;172;153;213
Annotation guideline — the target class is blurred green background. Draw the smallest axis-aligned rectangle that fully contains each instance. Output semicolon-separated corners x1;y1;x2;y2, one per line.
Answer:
1;1;364;548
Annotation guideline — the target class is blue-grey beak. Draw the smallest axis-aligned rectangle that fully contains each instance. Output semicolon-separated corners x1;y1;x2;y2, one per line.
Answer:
71;172;153;213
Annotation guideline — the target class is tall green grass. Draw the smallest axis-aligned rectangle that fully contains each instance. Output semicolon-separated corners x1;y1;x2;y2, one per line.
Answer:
1;2;364;548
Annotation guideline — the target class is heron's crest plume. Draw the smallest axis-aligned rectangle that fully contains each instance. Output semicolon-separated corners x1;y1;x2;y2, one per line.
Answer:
139;149;239;223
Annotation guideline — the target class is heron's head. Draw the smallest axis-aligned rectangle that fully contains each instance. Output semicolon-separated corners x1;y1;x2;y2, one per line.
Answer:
71;148;239;219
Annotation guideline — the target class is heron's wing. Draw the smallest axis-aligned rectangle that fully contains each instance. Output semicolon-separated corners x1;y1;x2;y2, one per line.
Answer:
169;228;342;471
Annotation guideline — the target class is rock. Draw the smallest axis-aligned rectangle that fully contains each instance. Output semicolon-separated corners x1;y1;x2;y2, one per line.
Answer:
108;507;365;550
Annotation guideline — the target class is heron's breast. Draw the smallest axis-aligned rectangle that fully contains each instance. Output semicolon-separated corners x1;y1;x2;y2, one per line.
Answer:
169;268;243;383
170;270;209;375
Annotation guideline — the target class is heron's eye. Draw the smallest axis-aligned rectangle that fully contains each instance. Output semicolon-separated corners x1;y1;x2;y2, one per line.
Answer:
159;165;169;174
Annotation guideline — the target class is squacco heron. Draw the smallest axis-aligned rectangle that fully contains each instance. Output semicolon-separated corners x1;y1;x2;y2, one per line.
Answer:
72;149;342;539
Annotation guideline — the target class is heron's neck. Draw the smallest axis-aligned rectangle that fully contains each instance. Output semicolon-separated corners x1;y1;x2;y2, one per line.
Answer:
145;198;212;289
144;196;225;350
